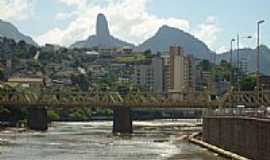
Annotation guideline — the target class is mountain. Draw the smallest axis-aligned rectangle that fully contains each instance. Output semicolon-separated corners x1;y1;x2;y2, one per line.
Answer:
217;45;270;75
70;14;134;49
135;25;214;60
0;19;38;46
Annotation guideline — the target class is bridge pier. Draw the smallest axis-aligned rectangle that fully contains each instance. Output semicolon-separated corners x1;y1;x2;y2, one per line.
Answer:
27;107;48;131
113;108;133;134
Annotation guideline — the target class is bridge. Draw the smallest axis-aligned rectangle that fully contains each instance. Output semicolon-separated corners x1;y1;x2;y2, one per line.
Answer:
1;86;270;133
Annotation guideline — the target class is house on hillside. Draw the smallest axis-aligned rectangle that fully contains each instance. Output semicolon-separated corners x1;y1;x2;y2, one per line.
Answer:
7;77;45;88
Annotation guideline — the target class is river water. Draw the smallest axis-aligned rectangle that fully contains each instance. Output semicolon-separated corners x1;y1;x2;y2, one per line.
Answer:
0;119;226;160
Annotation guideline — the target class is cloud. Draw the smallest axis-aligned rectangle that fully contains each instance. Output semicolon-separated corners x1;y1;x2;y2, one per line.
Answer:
55;12;76;20
0;0;34;21
57;0;85;6
216;46;229;54
194;16;221;49
35;0;190;46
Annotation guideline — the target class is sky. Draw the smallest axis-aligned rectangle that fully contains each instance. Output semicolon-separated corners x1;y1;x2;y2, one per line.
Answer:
0;0;269;53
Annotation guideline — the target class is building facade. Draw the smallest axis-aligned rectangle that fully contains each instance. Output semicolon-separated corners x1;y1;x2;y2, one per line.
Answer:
167;46;195;100
161;54;170;94
260;75;270;90
133;56;164;95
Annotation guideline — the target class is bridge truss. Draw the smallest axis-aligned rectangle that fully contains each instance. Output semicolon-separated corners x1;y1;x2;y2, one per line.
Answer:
0;84;270;108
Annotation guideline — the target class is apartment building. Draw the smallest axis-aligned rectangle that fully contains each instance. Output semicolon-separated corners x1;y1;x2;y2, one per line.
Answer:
167;46;195;100
133;55;164;95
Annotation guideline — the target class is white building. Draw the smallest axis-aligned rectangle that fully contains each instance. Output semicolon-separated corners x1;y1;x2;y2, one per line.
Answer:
168;46;195;100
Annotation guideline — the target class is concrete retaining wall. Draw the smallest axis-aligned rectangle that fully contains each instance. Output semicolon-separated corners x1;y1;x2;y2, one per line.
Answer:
203;117;270;160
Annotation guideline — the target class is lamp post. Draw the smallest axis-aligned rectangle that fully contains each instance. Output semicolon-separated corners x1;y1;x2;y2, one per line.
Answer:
236;34;252;105
230;38;236;88
230;38;236;107
257;20;265;107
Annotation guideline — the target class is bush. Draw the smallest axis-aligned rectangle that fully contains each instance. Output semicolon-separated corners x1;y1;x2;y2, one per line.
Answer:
69;108;92;121
48;111;60;121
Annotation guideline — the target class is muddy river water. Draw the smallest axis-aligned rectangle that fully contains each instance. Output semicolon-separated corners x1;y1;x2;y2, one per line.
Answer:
0;119;226;160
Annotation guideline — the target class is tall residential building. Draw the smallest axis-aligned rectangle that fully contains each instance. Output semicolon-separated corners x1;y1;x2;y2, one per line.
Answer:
168;46;195;100
161;54;170;94
240;57;248;77
133;55;164;94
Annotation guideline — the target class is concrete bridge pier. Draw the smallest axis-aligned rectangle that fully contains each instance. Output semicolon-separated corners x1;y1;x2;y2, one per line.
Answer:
113;108;133;134
27;107;48;131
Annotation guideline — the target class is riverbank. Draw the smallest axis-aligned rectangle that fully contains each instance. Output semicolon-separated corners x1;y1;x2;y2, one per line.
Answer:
188;132;249;160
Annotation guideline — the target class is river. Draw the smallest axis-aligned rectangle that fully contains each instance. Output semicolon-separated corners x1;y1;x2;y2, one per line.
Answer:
0;119;226;160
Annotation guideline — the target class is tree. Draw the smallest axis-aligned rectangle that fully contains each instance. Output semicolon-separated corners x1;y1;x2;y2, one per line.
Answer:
71;74;90;91
144;49;153;58
28;46;38;58
0;68;5;80
69;107;92;121
240;76;256;91
198;60;212;71
48;111;60;121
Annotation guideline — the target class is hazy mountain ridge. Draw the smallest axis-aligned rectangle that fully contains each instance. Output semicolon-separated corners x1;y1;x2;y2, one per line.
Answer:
135;25;215;60
217;45;270;75
0;14;269;75
0;19;38;46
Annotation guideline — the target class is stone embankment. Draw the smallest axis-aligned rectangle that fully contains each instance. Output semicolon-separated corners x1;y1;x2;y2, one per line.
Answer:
188;132;249;160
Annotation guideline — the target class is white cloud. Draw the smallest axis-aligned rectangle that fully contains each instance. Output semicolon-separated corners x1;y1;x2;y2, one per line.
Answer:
194;16;221;49
0;0;34;21
35;0;190;46
57;0;84;6
216;46;229;54
55;12;76;20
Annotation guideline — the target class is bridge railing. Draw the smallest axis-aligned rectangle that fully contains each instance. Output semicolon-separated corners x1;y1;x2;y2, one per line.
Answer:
220;90;270;108
204;107;270;119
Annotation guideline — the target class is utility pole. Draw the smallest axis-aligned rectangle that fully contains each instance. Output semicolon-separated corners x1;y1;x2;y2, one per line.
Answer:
236;34;252;105
230;38;236;88
257;20;265;107
237;34;240;105
230;38;236;107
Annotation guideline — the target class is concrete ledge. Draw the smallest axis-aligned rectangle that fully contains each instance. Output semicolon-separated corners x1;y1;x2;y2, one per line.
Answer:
204;116;270;122
188;132;250;160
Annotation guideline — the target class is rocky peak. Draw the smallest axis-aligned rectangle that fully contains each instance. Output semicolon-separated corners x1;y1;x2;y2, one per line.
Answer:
96;13;110;38
70;13;134;49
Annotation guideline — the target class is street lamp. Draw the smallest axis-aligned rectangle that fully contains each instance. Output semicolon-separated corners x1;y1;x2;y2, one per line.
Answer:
236;35;253;92
235;34;252;106
230;38;236;88
257;20;265;107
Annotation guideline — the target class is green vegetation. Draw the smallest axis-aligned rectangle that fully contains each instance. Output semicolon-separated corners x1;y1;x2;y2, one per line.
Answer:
71;74;90;91
0;106;10;114
0;68;5;80
47;111;60;121
198;59;213;71
240;76;256;91
69;107;92;121
213;60;234;81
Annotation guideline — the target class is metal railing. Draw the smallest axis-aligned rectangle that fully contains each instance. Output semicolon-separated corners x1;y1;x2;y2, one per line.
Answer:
204;107;270;119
